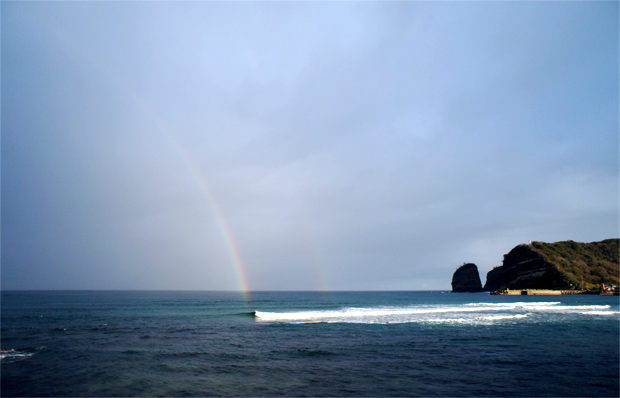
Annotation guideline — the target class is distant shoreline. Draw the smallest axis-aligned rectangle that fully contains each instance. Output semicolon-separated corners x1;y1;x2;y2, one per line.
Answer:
490;288;619;296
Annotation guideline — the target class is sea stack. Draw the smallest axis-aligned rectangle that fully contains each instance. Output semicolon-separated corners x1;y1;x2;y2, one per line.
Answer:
451;263;483;292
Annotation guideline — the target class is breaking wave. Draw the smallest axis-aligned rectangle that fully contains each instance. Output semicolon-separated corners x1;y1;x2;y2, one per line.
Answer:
254;302;616;324
482;314;529;321
581;311;620;316
0;348;37;363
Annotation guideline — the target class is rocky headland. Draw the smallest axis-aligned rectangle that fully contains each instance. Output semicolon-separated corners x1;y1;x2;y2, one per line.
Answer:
451;239;619;292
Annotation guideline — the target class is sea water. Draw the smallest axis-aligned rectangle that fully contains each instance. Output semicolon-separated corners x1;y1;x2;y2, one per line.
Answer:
1;291;618;397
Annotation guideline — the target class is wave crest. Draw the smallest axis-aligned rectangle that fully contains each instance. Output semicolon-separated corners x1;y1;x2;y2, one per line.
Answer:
254;302;617;324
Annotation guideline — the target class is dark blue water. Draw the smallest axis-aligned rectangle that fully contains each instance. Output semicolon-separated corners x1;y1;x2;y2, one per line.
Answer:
2;291;618;397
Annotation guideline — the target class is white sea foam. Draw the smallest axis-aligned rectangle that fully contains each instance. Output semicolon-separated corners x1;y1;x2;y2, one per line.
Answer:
524;304;611;312
0;350;35;363
580;311;620;316
255;302;618;324
483;314;529;321
255;305;505;322
465;302;561;307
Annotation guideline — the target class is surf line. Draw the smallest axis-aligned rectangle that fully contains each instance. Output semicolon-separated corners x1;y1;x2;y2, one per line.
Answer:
48;27;252;302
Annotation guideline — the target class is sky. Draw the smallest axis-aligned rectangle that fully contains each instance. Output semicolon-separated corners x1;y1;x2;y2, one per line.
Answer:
2;1;618;291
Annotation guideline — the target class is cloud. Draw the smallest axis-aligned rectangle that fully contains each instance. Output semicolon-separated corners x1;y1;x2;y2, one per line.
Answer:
2;1;618;290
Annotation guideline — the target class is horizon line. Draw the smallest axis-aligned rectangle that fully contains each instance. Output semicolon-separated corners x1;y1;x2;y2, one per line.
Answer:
0;289;456;293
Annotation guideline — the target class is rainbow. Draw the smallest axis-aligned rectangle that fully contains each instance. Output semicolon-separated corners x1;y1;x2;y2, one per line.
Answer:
49;27;252;301
169;138;252;301
122;97;253;302
154;121;252;302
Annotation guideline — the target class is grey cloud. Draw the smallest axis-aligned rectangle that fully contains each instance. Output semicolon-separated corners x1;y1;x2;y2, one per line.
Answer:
2;1;617;290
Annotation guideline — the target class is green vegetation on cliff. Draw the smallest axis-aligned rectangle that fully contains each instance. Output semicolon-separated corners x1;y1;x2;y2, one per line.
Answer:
484;239;619;291
528;239;619;289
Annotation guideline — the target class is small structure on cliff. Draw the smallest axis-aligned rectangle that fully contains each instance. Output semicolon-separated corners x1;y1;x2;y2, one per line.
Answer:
451;263;483;292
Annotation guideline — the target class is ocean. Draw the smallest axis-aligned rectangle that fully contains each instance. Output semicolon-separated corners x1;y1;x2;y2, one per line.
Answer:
1;290;618;397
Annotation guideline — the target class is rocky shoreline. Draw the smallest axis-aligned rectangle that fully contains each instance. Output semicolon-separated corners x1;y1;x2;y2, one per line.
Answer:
489;289;606;295
451;239;619;294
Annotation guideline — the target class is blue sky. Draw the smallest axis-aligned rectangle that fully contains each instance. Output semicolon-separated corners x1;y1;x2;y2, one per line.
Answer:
2;1;618;291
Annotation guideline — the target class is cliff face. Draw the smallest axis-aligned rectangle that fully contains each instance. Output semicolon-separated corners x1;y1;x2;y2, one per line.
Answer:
483;239;619;291
451;263;483;292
